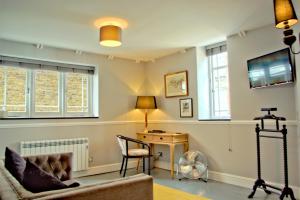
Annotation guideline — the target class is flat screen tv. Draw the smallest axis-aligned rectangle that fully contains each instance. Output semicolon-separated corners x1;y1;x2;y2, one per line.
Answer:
247;48;294;89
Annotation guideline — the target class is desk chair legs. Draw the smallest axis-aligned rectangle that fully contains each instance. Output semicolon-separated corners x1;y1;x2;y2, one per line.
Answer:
148;157;150;175
123;157;128;177
120;156;151;177
142;157;145;173
142;157;151;175
120;156;128;177
120;157;125;174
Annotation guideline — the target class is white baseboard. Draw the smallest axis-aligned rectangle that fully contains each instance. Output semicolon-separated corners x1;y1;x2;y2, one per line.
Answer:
154;161;300;198
73;160;138;178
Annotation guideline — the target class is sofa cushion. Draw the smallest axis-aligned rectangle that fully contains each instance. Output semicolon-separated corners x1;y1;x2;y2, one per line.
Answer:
4;147;26;183
22;160;68;193
1;160;80;200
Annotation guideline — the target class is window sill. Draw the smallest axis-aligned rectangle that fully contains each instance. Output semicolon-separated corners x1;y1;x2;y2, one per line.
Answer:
198;119;231;121
0;117;99;120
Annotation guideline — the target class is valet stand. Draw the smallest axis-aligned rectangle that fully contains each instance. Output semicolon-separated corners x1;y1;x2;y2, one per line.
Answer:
248;108;296;200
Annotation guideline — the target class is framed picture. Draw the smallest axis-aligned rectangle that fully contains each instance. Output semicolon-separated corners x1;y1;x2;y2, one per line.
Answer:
179;98;193;118
164;70;188;98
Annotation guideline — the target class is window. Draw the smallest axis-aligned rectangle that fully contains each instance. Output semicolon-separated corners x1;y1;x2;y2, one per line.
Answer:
65;73;89;114
198;43;231;120
34;70;60;113
0;66;27;116
0;56;96;118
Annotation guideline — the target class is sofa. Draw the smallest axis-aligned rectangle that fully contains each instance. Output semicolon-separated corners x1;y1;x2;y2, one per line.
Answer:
0;152;153;200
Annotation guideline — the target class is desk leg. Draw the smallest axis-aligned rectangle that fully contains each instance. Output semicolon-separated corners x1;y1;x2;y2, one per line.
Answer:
169;144;175;178
183;142;189;153
150;144;155;155
136;159;140;171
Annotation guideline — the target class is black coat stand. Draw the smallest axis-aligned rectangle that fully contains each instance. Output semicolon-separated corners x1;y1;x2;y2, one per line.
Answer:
248;108;296;200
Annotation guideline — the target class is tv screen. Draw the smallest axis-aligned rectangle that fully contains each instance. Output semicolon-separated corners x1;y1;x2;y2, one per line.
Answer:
247;48;294;88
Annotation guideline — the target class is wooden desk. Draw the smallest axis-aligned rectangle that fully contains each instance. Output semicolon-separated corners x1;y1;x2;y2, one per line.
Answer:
137;132;189;178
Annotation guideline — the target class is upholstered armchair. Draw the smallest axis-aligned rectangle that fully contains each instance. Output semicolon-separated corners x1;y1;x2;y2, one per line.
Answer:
116;135;151;177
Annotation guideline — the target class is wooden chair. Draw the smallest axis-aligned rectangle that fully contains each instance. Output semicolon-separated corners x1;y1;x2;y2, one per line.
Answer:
116;135;151;177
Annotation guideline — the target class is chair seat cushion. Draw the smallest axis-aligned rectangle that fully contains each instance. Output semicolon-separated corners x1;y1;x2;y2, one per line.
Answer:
128;149;149;156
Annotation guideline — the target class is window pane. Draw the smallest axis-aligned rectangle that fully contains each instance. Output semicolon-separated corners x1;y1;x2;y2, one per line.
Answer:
212;67;230;118
217;52;228;67
0;66;27;112
66;73;89;113
208;50;230;119
0;68;4;110
35;70;59;112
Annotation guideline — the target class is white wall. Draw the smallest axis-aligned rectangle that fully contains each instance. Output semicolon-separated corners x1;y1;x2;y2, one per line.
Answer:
228;25;296;120
145;48;198;120
0;39;146;166
144;25;299;187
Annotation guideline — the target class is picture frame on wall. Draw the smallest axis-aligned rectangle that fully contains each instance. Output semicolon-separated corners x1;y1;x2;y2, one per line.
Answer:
179;98;193;118
164;70;188;98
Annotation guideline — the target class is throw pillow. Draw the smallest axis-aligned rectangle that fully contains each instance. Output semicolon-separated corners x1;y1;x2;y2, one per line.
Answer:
22;161;68;193
5;147;26;183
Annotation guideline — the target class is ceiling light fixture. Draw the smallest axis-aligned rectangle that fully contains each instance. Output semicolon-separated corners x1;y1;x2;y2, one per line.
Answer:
100;25;122;47
94;17;128;47
273;0;299;54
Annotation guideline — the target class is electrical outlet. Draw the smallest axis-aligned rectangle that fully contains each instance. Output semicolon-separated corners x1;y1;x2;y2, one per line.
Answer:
158;152;163;157
89;156;94;163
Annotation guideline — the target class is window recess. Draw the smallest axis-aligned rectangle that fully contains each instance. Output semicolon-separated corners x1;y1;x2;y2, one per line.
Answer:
198;42;231;120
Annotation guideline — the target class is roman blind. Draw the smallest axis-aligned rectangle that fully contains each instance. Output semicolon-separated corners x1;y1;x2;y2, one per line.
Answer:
0;55;95;74
206;42;227;56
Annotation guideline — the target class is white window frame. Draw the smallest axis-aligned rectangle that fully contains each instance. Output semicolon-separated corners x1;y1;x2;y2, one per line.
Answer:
207;52;230;120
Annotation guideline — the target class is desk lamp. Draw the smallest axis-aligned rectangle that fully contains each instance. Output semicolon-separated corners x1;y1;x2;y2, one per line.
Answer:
135;96;157;133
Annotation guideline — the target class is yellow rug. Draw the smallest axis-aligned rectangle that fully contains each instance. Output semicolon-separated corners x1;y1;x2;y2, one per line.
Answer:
154;183;209;200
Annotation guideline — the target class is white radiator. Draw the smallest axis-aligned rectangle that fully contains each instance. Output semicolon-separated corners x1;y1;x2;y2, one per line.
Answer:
20;138;89;171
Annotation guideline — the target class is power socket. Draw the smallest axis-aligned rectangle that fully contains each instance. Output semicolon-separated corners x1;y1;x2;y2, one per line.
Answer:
158;152;163;157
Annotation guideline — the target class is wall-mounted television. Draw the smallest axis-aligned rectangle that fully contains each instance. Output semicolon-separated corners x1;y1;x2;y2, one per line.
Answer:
247;48;294;89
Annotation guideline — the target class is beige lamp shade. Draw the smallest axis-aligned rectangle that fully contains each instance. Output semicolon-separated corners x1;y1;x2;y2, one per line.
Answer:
274;0;298;29
135;96;157;109
99;25;122;47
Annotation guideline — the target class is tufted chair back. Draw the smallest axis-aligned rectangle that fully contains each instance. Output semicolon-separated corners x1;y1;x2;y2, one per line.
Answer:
24;152;72;181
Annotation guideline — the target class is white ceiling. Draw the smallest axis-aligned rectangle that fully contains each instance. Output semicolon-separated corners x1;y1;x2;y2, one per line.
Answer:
0;0;276;61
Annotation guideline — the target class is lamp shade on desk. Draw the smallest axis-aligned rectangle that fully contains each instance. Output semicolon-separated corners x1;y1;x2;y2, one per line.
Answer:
135;96;157;133
135;96;157;109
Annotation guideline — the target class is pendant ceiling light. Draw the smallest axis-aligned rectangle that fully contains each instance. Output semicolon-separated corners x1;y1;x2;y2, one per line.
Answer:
94;17;128;47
